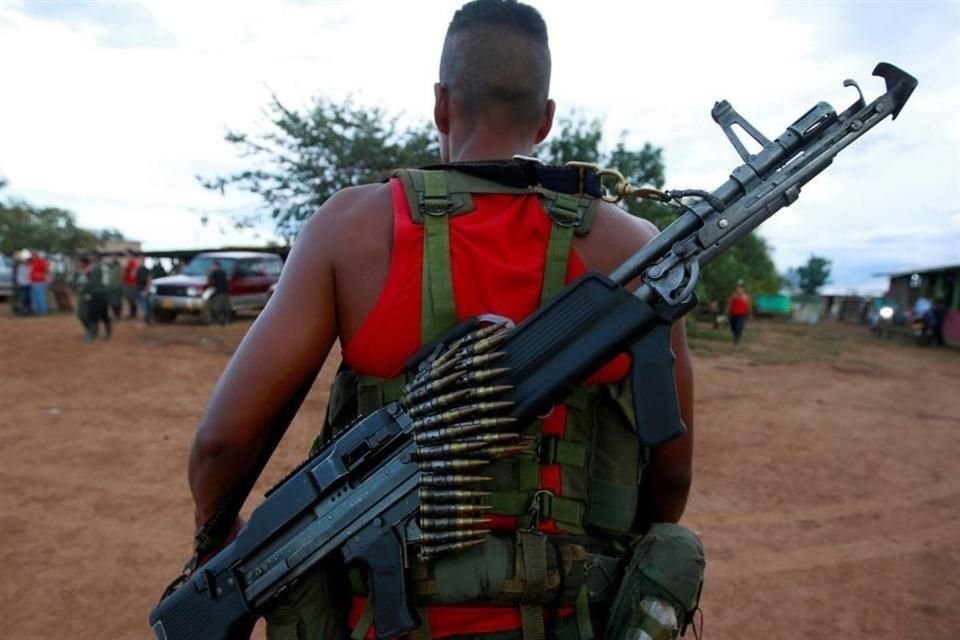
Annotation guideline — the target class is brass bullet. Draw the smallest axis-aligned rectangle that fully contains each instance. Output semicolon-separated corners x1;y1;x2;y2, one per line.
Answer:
415;417;516;444
464;327;510;356
420;503;493;516
420;488;492;502
483;444;535;459
411;404;479;430
420;528;491;544
419;516;491;530
467;384;514;400
476;400;515;414
445;323;506;358
419;538;487;560
407;388;473;418
454;351;506;371
455;432;523;444
462;367;511;384
402;370;465;405
412;441;488;461
420;474;492;487
427;356;458;378
418;459;489;472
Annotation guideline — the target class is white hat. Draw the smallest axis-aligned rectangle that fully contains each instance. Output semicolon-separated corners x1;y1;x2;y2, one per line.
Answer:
18;249;32;260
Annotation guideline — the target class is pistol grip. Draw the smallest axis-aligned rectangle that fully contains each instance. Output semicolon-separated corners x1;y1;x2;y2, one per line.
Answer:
344;529;418;640
628;321;685;447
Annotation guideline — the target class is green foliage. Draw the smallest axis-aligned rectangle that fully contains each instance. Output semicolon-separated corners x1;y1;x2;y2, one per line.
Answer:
785;254;832;295
0;204;92;257
201;96;440;242
695;234;781;306
0;177;123;256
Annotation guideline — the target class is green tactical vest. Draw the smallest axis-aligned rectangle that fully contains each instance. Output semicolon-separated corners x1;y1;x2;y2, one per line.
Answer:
317;168;646;540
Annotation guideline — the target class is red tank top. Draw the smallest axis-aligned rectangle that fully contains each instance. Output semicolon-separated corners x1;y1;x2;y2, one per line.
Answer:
342;178;630;639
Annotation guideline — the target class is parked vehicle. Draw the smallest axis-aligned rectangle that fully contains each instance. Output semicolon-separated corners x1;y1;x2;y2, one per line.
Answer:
149;251;283;323
0;254;13;301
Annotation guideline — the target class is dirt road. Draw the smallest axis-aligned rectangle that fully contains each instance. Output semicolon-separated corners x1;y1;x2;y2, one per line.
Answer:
1;313;958;639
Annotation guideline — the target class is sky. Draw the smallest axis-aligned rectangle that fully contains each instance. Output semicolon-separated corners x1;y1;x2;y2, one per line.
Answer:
1;0;958;293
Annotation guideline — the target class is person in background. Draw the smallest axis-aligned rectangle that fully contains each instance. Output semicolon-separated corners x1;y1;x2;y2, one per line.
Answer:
728;280;752;345
150;258;168;280
136;257;152;324
72;255;93;336
123;250;141;320
29;251;50;316
926;298;947;347
82;254;112;341
207;259;231;326
105;257;123;320
50;253;74;312
15;250;33;315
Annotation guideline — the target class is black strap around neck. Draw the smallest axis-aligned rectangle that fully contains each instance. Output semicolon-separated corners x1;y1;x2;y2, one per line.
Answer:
421;158;603;198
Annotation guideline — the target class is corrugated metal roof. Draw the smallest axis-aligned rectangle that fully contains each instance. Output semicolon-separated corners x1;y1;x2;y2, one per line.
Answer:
873;263;960;278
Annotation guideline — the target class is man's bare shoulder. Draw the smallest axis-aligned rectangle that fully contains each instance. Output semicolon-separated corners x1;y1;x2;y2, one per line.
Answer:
299;182;393;241
297;183;393;258
574;201;659;275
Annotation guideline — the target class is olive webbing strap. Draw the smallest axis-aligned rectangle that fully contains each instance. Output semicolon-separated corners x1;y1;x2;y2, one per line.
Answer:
540;222;574;305
575;585;595;640
539;192;590;305
420;171;457;344
519;531;548;640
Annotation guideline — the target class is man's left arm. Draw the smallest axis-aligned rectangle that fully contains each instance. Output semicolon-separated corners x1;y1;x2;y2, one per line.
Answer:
636;321;694;526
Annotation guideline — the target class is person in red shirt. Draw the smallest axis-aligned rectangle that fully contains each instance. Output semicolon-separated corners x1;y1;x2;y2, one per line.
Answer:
727;280;752;345
29;251;50;316
122;250;141;319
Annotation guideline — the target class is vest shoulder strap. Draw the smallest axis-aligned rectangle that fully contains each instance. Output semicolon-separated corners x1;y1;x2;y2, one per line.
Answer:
392;168;598;237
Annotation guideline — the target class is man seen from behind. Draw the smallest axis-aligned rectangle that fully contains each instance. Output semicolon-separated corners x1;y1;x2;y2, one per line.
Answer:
187;2;703;638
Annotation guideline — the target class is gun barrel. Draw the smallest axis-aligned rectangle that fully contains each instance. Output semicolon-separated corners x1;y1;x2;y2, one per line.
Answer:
609;62;916;288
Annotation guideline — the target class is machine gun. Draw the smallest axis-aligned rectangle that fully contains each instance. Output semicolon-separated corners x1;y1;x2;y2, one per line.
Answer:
150;63;917;640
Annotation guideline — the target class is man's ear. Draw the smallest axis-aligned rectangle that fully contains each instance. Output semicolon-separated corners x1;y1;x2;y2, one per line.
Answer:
534;99;556;144
434;83;451;136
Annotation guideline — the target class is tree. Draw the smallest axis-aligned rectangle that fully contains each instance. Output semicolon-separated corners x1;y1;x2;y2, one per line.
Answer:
786;255;832;295
201;96;440;243
0;179;123;256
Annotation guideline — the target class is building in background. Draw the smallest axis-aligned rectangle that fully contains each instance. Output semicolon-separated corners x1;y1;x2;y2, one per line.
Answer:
877;263;960;344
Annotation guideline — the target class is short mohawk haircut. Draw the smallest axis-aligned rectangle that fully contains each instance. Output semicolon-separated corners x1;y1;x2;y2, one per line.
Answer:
446;0;548;45
440;0;551;127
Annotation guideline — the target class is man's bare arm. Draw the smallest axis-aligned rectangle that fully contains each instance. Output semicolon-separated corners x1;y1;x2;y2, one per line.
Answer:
187;187;371;527
637;320;694;524
578;203;695;525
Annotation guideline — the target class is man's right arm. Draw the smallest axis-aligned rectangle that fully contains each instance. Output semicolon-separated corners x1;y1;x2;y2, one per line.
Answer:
187;186;373;529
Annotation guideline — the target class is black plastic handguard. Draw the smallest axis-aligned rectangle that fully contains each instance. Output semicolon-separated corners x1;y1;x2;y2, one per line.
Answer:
495;272;692;447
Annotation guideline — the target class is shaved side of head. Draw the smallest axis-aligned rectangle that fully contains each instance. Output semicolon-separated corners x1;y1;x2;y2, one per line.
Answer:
440;0;551;130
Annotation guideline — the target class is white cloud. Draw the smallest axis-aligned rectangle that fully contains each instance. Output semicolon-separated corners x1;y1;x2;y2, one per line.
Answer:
1;0;957;287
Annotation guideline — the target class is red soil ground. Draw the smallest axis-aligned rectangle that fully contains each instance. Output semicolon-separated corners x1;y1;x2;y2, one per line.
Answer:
1;313;958;639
